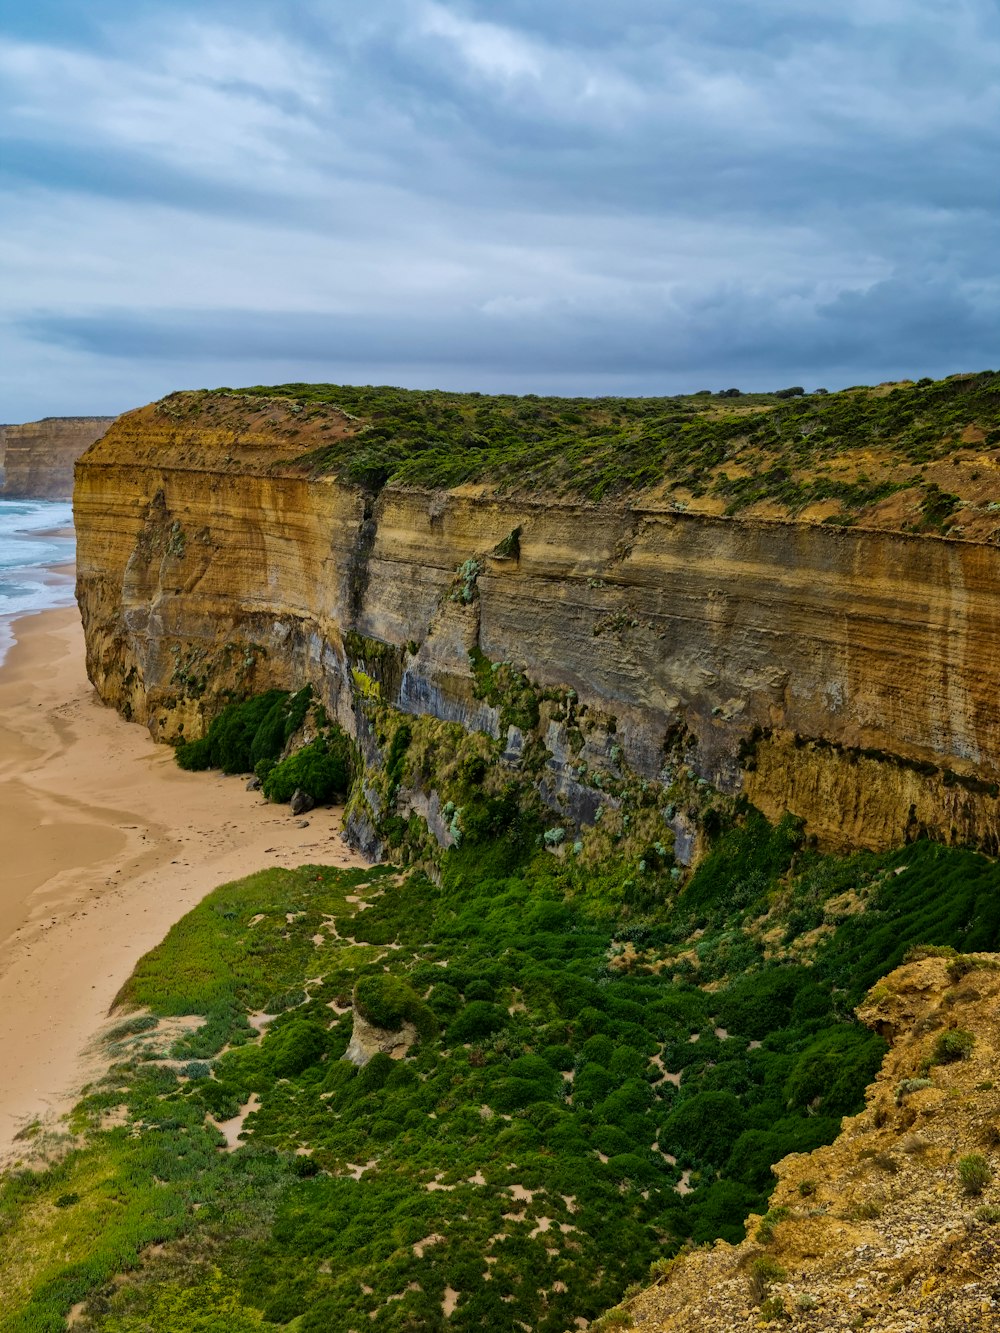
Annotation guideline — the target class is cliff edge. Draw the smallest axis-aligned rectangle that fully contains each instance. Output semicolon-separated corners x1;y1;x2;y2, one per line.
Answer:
618;951;1000;1332
74;380;1000;857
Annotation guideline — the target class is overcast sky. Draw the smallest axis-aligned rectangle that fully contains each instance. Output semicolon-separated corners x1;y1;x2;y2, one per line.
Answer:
2;0;998;420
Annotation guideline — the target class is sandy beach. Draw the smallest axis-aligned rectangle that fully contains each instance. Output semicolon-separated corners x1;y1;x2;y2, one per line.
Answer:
0;605;365;1161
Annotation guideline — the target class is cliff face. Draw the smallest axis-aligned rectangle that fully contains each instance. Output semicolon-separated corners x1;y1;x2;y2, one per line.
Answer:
74;393;1000;855
1;417;116;499
618;952;1000;1331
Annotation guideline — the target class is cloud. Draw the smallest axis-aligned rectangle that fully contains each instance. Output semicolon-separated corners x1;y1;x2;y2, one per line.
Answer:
1;0;999;418
21;268;998;389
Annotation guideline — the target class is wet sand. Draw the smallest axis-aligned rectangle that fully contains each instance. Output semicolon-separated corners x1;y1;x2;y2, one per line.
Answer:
0;606;365;1159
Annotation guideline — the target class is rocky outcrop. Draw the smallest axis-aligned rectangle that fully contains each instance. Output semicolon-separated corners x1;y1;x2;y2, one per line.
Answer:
1;417;115;499
74;391;1000;855
344;1010;418;1067
618;952;1000;1331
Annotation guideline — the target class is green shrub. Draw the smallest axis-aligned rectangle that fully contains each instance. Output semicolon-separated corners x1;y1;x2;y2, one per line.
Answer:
179;1060;211;1080
895;1076;934;1104
176;689;294;775
174;735;212;770
353;975;436;1041
264;1017;330;1078
755;1205;791;1244
104;1014;159;1042
354;1051;394;1095
262;732;352;804
760;1294;790;1322
543;1043;576;1071
507;1053;560;1087
427;983;462;1018
747;1255;787;1302
446;1000;506;1044
661;1092;743;1165
573;1063;614;1108
783;1026;886;1115
930;1029;975;1065
464;979;495;1002
683;810;803;919
581;1034;616;1067
726;1119;838;1193
490;1077;555;1112
958;1153;993;1196
716;966;810;1041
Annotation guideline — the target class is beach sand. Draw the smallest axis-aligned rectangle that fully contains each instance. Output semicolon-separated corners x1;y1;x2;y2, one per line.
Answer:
0;605;365;1161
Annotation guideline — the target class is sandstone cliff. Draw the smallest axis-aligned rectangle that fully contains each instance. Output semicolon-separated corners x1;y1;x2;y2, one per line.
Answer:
1;416;116;499
74;389;1000;857
617;951;1000;1332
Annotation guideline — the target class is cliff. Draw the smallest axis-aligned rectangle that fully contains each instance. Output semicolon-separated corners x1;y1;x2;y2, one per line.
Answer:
74;384;1000;858
1;416;116;499
616;951;1000;1331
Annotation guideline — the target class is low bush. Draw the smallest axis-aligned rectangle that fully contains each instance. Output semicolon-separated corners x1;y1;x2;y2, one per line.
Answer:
176;688;310;775
755;1205;791;1244
353;975;437;1041
895;1077;934;1104
716;966;809;1041
446;1000;507;1044
783;1026;886;1116
958;1154;993;1196
759;1294;790;1321
262;733;352;804
930;1029;975;1065
747;1255;786;1302
661;1092;743;1166
264;1017;330;1078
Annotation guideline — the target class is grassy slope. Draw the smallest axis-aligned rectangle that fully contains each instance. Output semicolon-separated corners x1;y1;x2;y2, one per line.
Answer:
198;371;1000;532
6;827;1000;1332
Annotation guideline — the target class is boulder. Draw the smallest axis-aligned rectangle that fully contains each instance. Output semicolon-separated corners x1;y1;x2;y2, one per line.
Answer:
290;788;315;816
345;1009;418;1067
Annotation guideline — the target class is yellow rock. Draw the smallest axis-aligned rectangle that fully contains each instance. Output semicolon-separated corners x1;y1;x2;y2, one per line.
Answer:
75;389;1000;852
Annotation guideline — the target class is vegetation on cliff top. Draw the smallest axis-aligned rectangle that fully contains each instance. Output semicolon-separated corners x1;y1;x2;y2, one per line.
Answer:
7;820;1000;1331
198;370;1000;525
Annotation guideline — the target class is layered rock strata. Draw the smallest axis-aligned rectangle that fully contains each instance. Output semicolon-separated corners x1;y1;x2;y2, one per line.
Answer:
74;392;1000;855
1;417;115;499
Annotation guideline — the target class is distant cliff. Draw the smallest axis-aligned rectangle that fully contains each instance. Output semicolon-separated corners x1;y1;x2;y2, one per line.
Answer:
74;384;1000;859
1;416;115;499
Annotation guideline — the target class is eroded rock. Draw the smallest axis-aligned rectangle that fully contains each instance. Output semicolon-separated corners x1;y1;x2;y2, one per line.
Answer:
344;1009;418;1067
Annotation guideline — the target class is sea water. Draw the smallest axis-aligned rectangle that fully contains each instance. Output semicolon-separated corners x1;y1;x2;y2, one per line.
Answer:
0;500;76;665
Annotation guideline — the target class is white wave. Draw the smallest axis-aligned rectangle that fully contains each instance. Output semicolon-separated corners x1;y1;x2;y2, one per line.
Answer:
0;500;76;667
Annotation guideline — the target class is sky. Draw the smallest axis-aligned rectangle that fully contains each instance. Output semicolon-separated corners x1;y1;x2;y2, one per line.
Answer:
2;0;999;420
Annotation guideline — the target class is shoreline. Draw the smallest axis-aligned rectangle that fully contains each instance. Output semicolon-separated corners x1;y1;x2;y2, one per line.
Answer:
0;604;366;1164
0;544;76;670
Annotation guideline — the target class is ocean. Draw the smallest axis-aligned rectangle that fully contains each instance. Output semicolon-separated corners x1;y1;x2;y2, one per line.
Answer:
0;500;76;665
